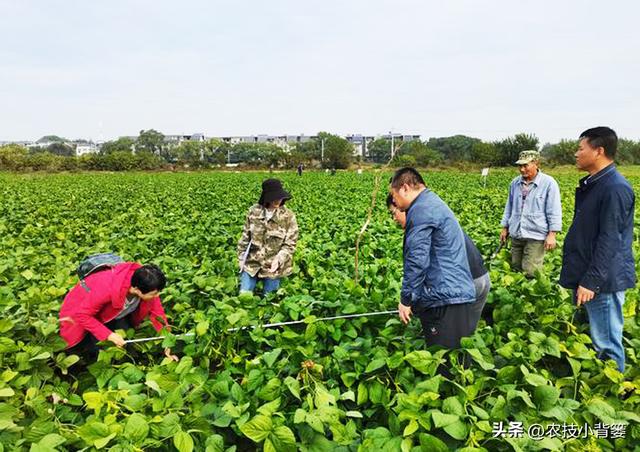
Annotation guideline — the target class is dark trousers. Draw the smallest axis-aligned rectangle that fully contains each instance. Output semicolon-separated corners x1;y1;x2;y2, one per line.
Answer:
416;302;475;349
68;315;133;361
415;302;476;378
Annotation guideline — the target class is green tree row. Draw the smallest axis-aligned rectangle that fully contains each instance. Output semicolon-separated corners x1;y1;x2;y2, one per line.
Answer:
3;129;640;172
0;145;165;172
0;130;356;172
387;134;640;167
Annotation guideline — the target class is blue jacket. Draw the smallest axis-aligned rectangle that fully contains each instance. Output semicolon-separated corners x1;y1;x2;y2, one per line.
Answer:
560;165;636;293
401;189;476;309
464;233;488;279
500;171;562;241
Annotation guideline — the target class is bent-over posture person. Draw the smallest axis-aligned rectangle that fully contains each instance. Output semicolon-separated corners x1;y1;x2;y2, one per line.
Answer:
59;262;176;361
386;193;490;329
390;168;476;350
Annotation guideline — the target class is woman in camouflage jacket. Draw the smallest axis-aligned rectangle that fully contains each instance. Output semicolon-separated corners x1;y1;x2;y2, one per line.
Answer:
237;179;299;295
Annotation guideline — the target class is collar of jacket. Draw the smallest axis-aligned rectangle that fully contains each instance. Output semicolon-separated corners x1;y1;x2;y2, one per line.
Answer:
579;163;616;188
114;263;142;310
406;188;429;216
519;170;542;186
260;206;281;221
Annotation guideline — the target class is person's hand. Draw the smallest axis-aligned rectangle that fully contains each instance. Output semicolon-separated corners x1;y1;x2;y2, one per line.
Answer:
499;227;509;243
107;332;125;348
270;259;279;273
398;302;412;325
575;285;595;307
164;348;179;362
544;232;557;251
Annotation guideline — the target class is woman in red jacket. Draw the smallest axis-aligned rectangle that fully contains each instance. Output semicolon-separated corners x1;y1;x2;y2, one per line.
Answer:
59;263;176;361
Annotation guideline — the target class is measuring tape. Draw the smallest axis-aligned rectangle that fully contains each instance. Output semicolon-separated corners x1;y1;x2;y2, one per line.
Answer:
123;309;400;344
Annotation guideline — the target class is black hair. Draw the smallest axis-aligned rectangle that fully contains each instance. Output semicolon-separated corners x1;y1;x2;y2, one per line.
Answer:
131;264;166;294
386;192;396;208
579;126;617;160
390;167;426;190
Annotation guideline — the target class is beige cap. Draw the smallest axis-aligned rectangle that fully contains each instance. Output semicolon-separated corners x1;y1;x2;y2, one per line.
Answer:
515;150;540;165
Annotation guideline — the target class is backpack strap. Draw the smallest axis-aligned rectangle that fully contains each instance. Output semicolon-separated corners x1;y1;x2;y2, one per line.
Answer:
79;266;115;293
80;279;90;293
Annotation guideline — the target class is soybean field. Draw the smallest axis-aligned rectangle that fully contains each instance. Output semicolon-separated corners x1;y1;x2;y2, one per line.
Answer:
0;169;639;451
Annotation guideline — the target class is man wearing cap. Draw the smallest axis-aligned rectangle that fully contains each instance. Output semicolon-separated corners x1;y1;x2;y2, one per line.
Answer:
237;179;299;295
500;150;562;277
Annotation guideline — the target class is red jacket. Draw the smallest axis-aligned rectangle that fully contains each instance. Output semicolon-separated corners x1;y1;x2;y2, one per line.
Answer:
59;262;169;348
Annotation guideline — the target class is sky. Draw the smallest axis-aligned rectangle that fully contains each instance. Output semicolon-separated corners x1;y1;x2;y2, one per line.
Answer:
1;0;639;144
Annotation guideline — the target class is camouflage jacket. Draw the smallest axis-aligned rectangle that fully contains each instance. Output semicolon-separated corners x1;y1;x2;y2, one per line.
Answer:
237;204;299;278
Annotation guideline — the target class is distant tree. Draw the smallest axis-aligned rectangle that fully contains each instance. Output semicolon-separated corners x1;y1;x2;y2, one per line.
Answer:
616;138;640;165
317;132;352;169
0;144;28;170
37;135;66;143
26;152;65;171
293;140;321;161
230;142;258;164
399;140;443;166
202;138;226;165
367;138;393;163
230;142;285;167
263;146;287;168
541;139;578;166
391;154;417;167
136;129;165;155
426;135;481;162
101;137;136;154
283;150;307;168
134;151;165;170
173;140;205;165
493;133;539;166
89;151;133;171
210;141;233;164
47;142;75;157
470;141;499;165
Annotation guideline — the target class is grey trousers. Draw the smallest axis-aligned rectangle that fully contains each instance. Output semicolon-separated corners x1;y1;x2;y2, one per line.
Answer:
511;237;545;277
470;272;491;329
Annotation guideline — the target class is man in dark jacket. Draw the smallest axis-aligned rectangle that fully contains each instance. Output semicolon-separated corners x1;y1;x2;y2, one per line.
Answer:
390;167;476;349
559;126;636;372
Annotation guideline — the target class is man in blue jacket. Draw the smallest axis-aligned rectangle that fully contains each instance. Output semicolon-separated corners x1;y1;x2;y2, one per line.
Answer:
386;193;490;329
500;150;562;277
390;167;477;349
560;127;636;372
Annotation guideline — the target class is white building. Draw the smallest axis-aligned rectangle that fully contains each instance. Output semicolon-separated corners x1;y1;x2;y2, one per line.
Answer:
346;134;376;158
75;143;99;156
164;133;206;145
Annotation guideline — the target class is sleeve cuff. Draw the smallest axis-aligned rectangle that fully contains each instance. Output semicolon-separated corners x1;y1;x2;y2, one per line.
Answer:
400;294;413;307
276;250;288;265
579;276;601;294
95;328;112;342
548;220;562;231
